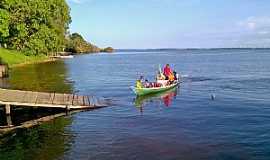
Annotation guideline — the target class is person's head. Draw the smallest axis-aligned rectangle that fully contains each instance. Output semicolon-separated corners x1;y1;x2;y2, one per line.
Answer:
166;64;170;67
139;76;144;80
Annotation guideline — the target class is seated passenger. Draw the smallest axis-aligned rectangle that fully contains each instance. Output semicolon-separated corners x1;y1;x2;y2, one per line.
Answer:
156;71;166;80
144;79;150;88
173;70;179;81
169;73;175;82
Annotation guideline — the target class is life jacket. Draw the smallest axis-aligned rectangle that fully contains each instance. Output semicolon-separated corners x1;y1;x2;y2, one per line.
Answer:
169;74;175;81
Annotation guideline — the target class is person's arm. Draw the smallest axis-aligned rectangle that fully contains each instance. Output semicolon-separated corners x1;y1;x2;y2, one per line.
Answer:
163;67;166;75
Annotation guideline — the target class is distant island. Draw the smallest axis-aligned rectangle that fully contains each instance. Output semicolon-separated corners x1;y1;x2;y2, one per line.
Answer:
65;33;114;54
0;0;113;67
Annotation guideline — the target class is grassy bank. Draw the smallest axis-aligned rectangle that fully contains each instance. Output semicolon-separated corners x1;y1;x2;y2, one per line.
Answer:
0;48;50;67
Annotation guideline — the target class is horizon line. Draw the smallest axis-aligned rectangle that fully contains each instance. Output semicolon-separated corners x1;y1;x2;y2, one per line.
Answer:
116;47;270;50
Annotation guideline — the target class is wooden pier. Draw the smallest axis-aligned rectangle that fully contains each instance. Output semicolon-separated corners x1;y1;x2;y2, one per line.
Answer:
0;88;108;115
0;88;110;135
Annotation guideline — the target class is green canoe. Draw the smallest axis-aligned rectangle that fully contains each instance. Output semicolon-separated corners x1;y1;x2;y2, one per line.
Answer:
132;82;179;96
134;87;177;107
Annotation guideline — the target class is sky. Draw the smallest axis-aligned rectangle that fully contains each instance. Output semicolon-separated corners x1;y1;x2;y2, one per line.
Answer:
67;0;270;49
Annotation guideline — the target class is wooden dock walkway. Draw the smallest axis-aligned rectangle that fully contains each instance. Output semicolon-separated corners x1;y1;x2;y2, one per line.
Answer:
0;88;108;114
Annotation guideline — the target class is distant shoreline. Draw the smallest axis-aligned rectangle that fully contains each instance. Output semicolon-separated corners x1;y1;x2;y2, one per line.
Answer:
116;48;270;52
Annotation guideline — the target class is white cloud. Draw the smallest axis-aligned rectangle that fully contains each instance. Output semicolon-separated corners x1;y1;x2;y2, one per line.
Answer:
238;16;270;30
233;16;270;47
258;31;269;35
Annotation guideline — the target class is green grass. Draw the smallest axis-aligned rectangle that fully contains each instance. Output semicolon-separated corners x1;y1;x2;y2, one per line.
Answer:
0;48;49;67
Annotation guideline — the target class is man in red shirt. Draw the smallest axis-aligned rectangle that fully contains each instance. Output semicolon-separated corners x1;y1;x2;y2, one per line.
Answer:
163;64;173;80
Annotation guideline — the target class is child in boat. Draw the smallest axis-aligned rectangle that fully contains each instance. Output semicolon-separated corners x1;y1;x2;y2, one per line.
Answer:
136;80;143;88
136;76;146;88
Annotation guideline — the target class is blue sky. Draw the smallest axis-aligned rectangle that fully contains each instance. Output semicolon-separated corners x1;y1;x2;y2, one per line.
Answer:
67;0;270;49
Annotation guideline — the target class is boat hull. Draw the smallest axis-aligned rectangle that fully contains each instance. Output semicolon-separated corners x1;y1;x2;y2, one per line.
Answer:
132;82;179;96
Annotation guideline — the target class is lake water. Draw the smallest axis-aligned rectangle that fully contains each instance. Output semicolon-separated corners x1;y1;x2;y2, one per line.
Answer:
1;49;270;159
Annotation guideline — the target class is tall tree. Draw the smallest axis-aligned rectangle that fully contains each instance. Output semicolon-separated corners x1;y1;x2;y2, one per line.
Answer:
0;0;71;55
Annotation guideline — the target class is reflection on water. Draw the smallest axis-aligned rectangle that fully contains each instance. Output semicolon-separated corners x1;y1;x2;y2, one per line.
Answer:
0;107;67;126
0;61;75;159
0;117;73;160
0;60;74;125
134;87;179;112
1;61;74;93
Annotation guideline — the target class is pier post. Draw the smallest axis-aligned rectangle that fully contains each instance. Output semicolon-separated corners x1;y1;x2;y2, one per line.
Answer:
6;115;13;127
66;105;70;111
0;64;8;78
5;104;11;115
66;105;70;116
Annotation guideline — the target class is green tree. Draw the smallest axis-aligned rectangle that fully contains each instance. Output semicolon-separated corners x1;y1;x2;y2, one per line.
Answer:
65;33;101;53
0;0;71;55
0;9;10;46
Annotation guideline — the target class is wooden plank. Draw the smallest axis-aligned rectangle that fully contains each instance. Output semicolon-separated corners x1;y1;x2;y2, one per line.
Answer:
72;95;80;106
0;90;12;101
52;93;66;105
78;96;84;106
0;90;6;101
63;94;73;105
21;91;28;102
83;96;90;106
36;92;51;104
87;96;93;106
83;96;86;106
23;91;38;104
86;96;91;106
0;89;108;109
0;90;25;102
21;91;29;103
49;92;55;104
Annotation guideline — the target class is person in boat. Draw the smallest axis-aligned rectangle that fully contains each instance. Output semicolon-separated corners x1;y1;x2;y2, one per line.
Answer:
163;64;176;85
173;70;179;81
163;64;173;80
156;70;165;80
144;79;151;88
136;76;145;88
137;76;154;88
136;80;143;88
139;75;144;82
168;73;175;83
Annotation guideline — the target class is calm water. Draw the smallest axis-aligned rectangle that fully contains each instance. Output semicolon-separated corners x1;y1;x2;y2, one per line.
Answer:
1;49;270;160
